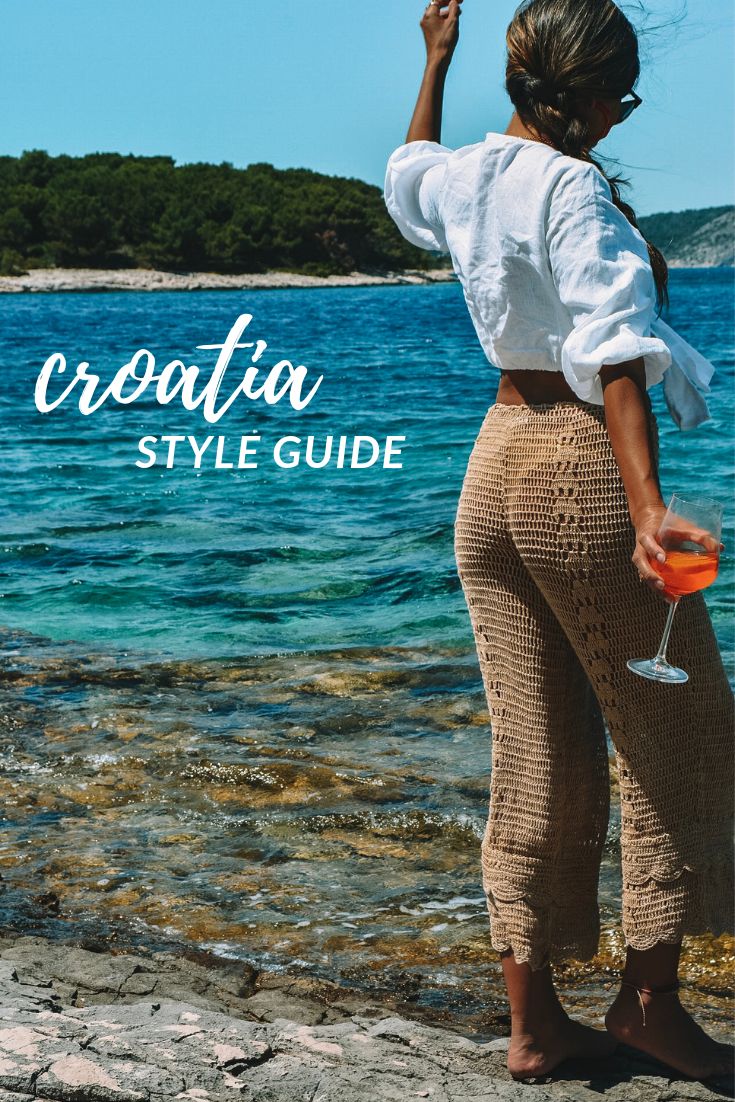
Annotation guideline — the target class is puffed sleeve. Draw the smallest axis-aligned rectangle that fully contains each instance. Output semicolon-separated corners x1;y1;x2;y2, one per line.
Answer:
653;315;714;431
383;140;452;253
546;161;672;405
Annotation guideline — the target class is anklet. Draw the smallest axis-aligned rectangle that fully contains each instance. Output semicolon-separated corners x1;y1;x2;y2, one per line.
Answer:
620;979;680;1027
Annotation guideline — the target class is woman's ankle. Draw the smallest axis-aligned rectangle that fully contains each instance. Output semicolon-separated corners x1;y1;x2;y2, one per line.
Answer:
620;940;682;991
510;998;569;1035
619;977;680;993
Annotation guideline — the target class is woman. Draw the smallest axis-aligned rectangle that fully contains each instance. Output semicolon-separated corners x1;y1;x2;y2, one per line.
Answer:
383;0;734;1084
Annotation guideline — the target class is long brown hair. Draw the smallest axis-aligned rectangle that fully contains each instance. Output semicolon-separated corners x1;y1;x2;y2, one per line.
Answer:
505;0;669;313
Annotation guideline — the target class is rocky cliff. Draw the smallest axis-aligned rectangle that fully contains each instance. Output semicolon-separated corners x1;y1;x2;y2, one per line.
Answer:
638;206;734;267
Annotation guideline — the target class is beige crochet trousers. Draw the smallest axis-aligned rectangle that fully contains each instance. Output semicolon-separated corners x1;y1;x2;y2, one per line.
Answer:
454;396;734;972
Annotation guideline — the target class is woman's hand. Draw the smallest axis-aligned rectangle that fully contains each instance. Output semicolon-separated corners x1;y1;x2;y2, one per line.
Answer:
632;503;725;604
420;0;463;68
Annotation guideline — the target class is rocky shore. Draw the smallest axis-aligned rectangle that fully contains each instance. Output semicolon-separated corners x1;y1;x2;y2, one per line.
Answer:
0;260;727;294
0;931;731;1101
0;267;458;294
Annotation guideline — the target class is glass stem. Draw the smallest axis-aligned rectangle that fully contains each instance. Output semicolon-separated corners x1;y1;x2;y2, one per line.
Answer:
655;596;680;664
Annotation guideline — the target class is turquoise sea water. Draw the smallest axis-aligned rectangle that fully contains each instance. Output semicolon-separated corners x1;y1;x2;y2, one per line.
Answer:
0;272;732;1031
2;272;733;669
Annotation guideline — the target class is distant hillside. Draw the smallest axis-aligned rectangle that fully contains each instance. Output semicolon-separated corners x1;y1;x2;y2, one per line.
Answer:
637;206;733;267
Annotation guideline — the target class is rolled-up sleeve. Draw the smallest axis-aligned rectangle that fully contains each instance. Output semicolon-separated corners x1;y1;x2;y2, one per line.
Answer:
546;161;672;404
383;140;452;253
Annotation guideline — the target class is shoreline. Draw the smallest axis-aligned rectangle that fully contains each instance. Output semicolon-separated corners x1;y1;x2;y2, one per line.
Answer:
0;266;459;294
0;263;725;294
0;929;728;1099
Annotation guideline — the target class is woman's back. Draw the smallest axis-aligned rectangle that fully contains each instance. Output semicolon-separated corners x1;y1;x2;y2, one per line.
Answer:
439;132;584;373
384;133;713;430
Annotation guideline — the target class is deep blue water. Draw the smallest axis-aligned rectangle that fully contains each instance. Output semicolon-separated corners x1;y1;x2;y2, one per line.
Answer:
1;273;732;672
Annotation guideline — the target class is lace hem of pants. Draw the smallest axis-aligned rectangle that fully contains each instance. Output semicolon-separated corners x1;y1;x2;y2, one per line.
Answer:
485;852;734;973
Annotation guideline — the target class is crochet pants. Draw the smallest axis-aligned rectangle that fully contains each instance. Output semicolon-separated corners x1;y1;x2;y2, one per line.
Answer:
453;397;734;972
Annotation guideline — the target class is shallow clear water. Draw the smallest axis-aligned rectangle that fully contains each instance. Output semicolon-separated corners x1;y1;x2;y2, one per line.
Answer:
0;274;732;1031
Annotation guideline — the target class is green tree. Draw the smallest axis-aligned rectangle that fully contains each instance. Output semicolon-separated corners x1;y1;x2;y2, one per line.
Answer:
0;150;450;275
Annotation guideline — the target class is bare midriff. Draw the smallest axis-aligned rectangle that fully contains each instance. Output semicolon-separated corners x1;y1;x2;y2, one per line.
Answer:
496;369;581;406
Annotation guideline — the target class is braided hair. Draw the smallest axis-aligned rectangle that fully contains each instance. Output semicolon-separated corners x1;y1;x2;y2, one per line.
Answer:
505;0;669;313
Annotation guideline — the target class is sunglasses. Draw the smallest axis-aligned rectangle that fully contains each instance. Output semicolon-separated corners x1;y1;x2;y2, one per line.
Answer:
617;89;642;124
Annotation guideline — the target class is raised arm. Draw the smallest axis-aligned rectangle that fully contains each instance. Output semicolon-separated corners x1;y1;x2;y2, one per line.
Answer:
405;0;463;143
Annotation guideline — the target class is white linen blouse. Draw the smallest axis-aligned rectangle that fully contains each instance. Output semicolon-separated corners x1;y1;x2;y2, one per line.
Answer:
383;133;714;430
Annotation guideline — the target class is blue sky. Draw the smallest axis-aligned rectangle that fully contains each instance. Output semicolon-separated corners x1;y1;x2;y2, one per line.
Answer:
2;0;732;216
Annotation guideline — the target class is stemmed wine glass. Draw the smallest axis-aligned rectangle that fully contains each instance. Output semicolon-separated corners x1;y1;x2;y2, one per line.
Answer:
627;493;724;684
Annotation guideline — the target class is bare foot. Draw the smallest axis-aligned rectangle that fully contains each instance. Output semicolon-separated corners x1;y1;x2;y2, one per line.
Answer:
605;985;735;1081
507;1007;618;1080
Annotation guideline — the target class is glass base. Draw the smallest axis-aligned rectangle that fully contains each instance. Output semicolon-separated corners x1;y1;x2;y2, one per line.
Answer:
626;657;689;684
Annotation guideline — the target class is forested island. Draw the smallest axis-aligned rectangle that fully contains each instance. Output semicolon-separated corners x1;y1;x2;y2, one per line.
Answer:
0;150;436;278
0;149;732;280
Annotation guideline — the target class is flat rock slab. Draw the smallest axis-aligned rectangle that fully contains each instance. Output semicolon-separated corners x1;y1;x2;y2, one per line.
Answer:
0;941;731;1101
